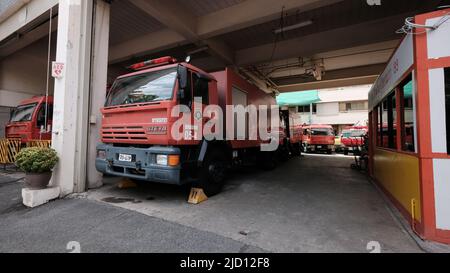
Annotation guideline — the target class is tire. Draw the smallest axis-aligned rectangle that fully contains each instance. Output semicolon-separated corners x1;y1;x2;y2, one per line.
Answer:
327;149;332;155
291;143;301;156
279;144;290;162
343;149;348;156
302;144;309;153
260;151;278;171
195;148;228;197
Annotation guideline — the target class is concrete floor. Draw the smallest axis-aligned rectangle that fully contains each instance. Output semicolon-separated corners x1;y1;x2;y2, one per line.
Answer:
0;172;264;253
86;154;422;253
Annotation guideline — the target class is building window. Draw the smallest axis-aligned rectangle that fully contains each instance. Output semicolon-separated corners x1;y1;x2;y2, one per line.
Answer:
400;75;415;152
376;92;396;149
381;99;389;148
339;101;368;112
298;104;317;113
377;104;383;147
298;105;309;113
387;92;396;149
445;68;450;155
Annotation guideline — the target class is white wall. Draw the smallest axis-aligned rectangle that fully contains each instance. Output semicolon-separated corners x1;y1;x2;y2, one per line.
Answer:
319;84;371;102
0;89;36;107
300;84;370;126
317;102;339;116
0;35;55;97
300;111;368;126
0;106;12;137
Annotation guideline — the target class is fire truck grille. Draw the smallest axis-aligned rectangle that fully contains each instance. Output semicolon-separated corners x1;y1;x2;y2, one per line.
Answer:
102;126;147;140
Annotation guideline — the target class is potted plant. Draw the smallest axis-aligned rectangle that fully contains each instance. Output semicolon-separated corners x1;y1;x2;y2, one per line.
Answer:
15;147;58;189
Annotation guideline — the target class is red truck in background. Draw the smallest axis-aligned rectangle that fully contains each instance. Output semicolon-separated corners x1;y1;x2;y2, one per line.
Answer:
5;96;53;143
301;124;335;154
95;57;301;196
279;109;303;160
341;126;368;155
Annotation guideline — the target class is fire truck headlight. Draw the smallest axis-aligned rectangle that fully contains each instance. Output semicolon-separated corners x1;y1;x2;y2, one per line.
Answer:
156;154;168;165
97;150;106;159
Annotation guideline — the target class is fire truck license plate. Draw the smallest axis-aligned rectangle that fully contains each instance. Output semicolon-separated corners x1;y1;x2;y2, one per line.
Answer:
118;154;132;162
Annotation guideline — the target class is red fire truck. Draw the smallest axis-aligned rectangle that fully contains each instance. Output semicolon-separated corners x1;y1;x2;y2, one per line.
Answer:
301;124;335;154
5;96;53;143
340;126;368;155
95;57;301;195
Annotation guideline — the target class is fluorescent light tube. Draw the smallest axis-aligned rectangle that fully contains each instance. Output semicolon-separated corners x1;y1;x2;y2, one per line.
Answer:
274;20;313;34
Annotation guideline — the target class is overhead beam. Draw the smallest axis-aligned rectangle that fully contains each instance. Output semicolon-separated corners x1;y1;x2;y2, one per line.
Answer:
0;0;30;24
235;13;411;66
113;0;343;65
275;63;385;85
260;40;397;79
197;0;344;38
276;64;384;92
278;75;378;92
128;0;235;65
0;0;58;42
128;0;197;40
108;29;185;64
0;17;57;59
203;38;235;66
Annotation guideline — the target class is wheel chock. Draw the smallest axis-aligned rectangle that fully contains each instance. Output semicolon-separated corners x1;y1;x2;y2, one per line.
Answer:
188;188;208;204
117;178;137;189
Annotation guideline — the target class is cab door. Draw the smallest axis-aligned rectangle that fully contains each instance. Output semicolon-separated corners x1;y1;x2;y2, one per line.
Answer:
34;102;53;140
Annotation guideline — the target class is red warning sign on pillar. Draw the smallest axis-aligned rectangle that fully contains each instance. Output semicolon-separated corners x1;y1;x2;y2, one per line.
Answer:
52;62;65;79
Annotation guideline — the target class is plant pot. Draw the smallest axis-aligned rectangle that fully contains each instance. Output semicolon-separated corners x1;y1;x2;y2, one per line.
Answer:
25;172;52;189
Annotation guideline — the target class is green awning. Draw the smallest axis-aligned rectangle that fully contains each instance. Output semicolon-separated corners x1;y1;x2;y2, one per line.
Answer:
276;90;321;106
404;80;413;98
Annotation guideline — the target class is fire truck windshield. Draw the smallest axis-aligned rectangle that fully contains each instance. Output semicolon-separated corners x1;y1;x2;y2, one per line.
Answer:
106;67;177;106
311;128;334;136
10;103;37;122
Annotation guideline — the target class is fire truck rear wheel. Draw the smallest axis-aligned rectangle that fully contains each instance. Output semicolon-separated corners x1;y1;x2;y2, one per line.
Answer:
279;144;290;162
196;149;228;196
260;151;278;170
291;143;301;156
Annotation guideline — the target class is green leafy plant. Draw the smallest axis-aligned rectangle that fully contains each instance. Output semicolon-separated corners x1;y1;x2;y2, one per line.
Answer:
15;147;58;173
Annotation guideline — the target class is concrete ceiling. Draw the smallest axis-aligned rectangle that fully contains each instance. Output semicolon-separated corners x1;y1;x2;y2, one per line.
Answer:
0;0;446;92
107;0;443;92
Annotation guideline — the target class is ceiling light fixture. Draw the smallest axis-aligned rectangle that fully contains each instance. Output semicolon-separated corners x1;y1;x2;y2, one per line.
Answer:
273;20;313;34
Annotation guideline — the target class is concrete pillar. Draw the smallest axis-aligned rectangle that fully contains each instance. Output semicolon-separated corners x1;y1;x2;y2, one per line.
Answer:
51;0;94;196
87;0;110;189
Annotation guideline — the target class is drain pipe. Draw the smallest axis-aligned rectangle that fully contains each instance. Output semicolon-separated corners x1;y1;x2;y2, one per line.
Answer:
410;198;425;240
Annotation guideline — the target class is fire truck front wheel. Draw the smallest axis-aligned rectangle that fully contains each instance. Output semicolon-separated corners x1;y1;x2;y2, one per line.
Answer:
196;149;228;196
